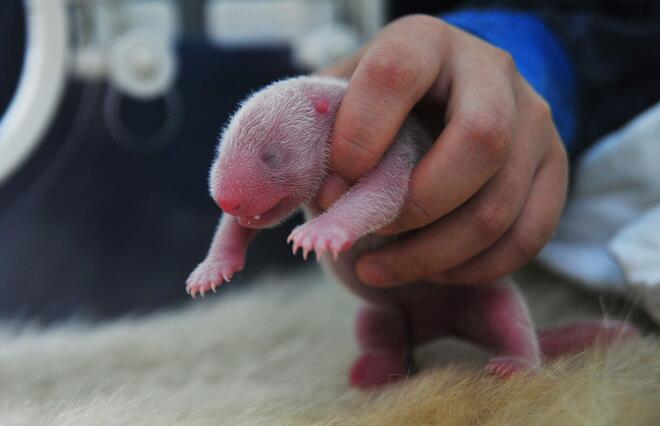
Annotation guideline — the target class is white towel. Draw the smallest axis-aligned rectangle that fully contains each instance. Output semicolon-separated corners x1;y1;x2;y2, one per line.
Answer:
537;102;660;323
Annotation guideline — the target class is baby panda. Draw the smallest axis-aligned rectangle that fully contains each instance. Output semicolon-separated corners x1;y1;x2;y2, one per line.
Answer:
186;76;637;389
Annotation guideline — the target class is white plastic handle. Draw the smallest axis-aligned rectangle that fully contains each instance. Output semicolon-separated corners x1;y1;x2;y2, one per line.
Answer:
0;0;68;185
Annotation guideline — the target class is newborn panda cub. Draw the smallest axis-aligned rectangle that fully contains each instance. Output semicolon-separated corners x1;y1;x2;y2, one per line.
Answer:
186;76;637;389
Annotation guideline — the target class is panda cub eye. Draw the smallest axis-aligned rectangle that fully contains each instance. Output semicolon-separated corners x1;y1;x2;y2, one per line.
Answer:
260;150;280;168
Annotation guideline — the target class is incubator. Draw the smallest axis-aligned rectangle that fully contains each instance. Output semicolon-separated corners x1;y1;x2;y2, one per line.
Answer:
0;0;384;187
0;0;384;321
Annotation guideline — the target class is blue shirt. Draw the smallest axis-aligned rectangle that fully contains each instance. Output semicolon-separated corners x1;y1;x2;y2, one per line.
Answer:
443;10;578;154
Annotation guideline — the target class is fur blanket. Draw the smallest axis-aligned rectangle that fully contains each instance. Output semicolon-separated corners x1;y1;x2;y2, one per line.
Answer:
0;267;658;425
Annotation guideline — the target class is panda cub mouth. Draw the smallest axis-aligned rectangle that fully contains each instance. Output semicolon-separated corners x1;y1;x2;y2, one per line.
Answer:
236;199;287;228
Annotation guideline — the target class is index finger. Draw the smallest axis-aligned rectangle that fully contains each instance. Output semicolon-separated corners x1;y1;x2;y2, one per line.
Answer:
330;16;448;182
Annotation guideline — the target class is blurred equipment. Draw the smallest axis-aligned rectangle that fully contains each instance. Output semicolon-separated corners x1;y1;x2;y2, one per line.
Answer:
0;0;385;187
205;0;385;68
0;0;385;321
0;1;69;187
0;0;180;186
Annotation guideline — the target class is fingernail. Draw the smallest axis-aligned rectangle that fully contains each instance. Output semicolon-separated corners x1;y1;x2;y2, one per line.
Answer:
319;174;349;209
357;257;393;286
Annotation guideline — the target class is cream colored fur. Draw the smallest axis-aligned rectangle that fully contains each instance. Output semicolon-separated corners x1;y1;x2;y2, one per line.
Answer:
0;267;658;425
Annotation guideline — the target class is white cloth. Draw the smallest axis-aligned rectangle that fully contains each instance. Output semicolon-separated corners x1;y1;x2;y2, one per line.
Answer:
537;102;660;324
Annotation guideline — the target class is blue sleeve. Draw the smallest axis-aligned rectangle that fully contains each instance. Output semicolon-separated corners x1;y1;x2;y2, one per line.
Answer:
442;10;578;154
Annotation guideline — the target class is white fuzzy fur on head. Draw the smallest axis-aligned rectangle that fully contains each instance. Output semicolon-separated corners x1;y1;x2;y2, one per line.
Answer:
208;76;347;225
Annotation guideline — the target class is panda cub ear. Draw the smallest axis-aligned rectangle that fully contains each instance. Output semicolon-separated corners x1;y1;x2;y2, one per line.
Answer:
312;97;330;114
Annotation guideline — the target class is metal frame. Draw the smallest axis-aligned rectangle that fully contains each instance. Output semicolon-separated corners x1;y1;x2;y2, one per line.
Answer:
0;0;69;185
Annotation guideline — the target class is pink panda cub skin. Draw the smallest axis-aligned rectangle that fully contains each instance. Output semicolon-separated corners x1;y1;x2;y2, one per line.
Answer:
186;76;638;389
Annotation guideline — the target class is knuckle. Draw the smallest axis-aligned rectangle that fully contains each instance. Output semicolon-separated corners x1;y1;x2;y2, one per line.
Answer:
511;229;546;262
512;209;560;262
403;197;436;229
532;96;553;123
334;116;380;165
362;48;421;98
493;48;517;75
396;14;445;31
549;140;570;187
474;202;510;242
457;110;510;165
398;249;440;280
336;131;369;157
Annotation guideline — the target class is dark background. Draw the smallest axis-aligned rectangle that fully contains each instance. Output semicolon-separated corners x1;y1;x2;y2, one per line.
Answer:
0;2;309;322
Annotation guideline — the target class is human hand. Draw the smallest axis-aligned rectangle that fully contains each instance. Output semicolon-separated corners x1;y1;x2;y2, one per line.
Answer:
317;15;568;286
